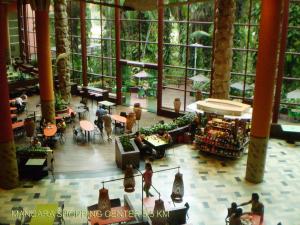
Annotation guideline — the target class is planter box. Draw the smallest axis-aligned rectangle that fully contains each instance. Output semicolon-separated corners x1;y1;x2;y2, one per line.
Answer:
56;107;69;115
115;137;140;170
169;125;190;144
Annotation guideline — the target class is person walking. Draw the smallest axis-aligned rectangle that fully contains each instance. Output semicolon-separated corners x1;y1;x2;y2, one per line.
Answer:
143;162;154;197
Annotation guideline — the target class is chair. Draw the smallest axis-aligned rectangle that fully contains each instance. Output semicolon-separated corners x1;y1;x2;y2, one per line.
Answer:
73;126;84;144
57;128;66;145
46;158;55;182
93;126;103;143
114;112;126;134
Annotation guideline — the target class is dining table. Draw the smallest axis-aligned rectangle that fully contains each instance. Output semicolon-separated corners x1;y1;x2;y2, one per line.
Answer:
12;121;24;130
98;100;116;114
111;114;127;134
43;124;57;137
241;214;264;225
80;120;94;141
111;114;127;124
10;107;17;112
143;135;168;149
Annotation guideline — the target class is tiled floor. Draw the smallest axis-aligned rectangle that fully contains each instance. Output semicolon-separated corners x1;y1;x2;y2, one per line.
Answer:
1;95;300;225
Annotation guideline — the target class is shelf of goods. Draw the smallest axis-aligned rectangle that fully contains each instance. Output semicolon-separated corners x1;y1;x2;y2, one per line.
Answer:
195;118;250;158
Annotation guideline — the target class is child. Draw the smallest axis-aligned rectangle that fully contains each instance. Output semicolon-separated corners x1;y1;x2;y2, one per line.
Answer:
143;162;154;197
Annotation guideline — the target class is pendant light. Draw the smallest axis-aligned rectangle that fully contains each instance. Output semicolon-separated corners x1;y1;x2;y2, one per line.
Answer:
152;198;167;225
98;186;111;218
124;164;135;192
171;171;184;203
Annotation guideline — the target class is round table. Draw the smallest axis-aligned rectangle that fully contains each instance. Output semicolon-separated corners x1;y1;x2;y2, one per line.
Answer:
43;124;57;137
80;120;94;141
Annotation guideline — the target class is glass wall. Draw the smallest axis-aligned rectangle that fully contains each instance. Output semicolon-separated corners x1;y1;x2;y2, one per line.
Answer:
120;10;158;112
18;0;299;122
26;4;37;61
280;1;300;122
86;3;116;89
68;0;82;84
8;11;20;59
162;2;214;111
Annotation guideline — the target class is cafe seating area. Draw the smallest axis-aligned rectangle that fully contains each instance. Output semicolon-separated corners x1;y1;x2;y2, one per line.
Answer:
1;1;300;225
1;93;297;225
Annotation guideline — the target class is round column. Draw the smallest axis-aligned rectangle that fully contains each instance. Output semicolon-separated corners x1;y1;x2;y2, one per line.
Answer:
246;0;283;183
30;0;55;123
0;3;19;189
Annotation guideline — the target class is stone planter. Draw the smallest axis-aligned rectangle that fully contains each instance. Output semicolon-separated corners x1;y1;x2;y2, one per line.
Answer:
115;137;140;170
169;125;190;144
55;107;68;115
174;98;181;113
133;103;142;121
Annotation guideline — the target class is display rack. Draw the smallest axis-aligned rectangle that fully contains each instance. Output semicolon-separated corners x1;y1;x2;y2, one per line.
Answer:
195;118;250;158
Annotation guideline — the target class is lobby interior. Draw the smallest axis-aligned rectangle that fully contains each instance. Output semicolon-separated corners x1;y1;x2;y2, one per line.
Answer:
0;0;300;225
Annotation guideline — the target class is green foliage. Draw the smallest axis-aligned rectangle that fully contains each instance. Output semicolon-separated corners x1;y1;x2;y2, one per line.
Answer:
55;92;68;111
16;145;48;157
140;113;194;135
192;82;204;91
119;135;134;152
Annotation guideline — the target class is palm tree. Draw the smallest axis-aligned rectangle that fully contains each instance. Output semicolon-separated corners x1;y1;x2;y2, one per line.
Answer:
211;0;236;99
54;0;71;102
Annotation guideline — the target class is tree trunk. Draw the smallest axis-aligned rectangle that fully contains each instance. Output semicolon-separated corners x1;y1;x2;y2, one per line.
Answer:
211;0;236;99
54;0;71;103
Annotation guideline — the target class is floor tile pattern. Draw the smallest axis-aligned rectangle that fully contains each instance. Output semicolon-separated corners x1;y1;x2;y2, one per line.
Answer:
0;140;299;225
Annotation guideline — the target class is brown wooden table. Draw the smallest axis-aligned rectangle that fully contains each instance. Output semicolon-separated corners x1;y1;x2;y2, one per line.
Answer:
80;120;94;141
43;124;57;137
10;107;17;112
241;214;263;225
111;114;127;123
88;206;134;225
12;121;24;130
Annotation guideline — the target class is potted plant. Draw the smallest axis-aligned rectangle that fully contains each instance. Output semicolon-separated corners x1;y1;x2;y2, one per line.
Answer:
174;98;181;113
192;82;203;101
115;135;140;170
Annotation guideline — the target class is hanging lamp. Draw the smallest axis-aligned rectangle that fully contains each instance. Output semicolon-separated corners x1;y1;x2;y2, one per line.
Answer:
98;186;111;218
124;164;135;192
171;171;184;203
152;198;167;225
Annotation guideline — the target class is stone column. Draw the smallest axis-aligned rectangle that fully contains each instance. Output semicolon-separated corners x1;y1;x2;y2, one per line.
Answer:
54;0;71;103
29;0;55;123
246;0;282;183
211;0;236;99
0;2;19;189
